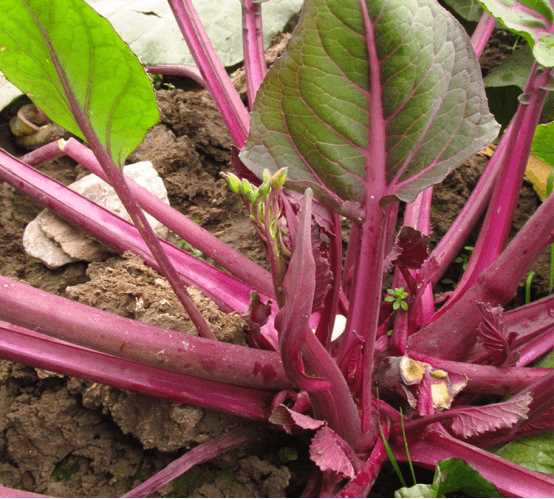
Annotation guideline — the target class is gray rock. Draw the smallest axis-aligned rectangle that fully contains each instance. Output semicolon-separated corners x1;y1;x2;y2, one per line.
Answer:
23;161;169;269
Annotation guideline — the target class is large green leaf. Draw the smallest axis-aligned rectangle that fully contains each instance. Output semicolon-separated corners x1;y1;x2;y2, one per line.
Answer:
394;459;501;497
443;0;483;22
497;433;554;475
532;121;554;165
478;0;554;67
0;0;159;165
241;0;499;206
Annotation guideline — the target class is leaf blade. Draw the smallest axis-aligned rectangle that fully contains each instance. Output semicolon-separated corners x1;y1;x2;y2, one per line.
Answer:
0;0;159;165
241;0;499;205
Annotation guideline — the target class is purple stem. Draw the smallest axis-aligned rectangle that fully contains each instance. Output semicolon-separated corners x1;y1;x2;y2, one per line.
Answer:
146;64;205;87
123;429;257;497
0;321;271;420
241;0;267;108
515;328;554;367
48;41;216;340
167;0;250;148
0;486;46;498
402;424;554;497
505;294;554;335
471;13;496;59
437;65;547;317
411;353;551;394
428;139;506;286
0;276;289;390
344;0;390;438
409;181;554;360
0;149;251;313
57;138;275;299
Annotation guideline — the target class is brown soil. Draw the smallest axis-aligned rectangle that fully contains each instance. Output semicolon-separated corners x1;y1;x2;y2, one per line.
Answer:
0;89;289;497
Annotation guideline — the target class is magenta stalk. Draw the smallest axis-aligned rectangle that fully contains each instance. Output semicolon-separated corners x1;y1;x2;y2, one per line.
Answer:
0;321;272;420
241;0;267;108
428;138;506;285
438;65;547;316
409;183;554;360
471;13;496;59
0;486;46;498
167;0;250;147
57;138;275;299
0;150;251;313
146;64;205;86
124;429;257;497
411;353;551;394
0;276;289;390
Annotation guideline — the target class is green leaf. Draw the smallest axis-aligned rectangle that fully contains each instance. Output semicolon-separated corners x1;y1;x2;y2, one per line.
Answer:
89;0;303;68
484;45;554;124
0;0;159;165
433;459;502;497
241;0;499;206
394;459;501;498
532;121;554;166
443;0;483;22
395;484;437;498
497;433;554;475
478;0;554;67
534;348;554;368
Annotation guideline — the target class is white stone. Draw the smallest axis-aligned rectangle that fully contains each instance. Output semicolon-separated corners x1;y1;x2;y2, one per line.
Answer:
23;161;170;268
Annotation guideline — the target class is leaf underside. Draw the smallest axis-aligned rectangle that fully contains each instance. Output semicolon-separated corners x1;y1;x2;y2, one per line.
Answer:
241;0;499;205
443;0;484;22
478;0;554;67
0;0;159;165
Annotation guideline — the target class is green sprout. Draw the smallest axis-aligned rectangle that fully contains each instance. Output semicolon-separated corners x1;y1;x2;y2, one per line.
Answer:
385;287;409;312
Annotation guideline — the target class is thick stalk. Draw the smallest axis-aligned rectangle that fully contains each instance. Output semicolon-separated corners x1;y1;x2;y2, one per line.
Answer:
0;322;272;420
0;486;46;498
505;294;554;335
437;65;547;316
167;0;250;147
0;150;251;313
241;0;267;108
402;424;554;497
471;13;496;59
348;0;389;436
0;276;289;390
411;353;551;394
124;430;257;497
146;64;205;87
409;186;554;360
515;328;554;367
58;138;275;299
428;139;506;285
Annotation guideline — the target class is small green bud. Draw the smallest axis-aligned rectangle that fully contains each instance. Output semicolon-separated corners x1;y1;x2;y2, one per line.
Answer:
259;180;271;197
223;172;241;194
271;168;288;190
241;179;259;204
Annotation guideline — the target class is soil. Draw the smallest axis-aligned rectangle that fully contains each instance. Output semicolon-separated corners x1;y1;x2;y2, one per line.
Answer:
0;36;548;499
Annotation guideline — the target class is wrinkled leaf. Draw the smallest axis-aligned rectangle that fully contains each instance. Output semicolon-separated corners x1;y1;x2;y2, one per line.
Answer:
497;433;554;475
443;0;483;21
526;122;554;200
89;0;303;68
310;426;356;478
269;404;325;434
393;227;430;270
478;0;554;67
394;459;501;497
0;0;159;165
449;391;532;438
241;0;499;206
